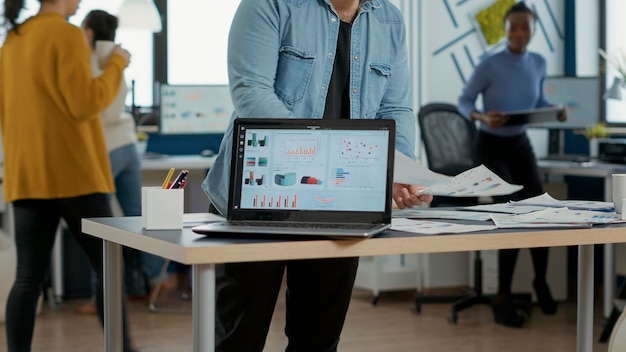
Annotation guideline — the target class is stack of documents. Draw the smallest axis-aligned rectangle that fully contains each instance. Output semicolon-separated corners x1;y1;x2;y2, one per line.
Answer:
490;208;620;229
391;218;497;235
462;203;548;214
390;193;621;235
509;193;614;212
390;151;619;235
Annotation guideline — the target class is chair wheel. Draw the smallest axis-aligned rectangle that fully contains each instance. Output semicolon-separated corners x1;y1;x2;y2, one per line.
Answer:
414;303;422;314
371;295;379;306
447;313;458;324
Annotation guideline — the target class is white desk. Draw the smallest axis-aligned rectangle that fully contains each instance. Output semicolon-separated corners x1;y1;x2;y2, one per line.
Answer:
23;155;216;304
538;159;626;318
83;216;626;352
140;154;215;171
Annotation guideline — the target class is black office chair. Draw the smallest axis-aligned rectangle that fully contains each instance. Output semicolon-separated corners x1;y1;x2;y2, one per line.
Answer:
414;103;531;324
413;103;486;319
417;103;479;207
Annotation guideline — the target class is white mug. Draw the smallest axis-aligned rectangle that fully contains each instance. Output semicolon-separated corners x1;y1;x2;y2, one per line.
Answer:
612;173;626;214
95;40;116;69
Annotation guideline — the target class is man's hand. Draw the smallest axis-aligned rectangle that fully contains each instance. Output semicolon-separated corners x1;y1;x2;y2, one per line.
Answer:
393;183;433;209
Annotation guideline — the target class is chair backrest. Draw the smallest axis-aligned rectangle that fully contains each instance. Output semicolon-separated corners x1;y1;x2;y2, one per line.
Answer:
418;103;478;177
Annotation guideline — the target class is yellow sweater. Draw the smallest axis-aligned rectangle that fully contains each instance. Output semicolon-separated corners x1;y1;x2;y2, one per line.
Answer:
0;13;125;202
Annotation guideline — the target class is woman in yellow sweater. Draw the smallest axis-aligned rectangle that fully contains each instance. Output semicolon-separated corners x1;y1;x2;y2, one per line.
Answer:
0;1;134;351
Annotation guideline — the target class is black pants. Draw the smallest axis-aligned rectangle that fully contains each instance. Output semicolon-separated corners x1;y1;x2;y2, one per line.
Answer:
209;202;359;351
476;131;549;294
5;194;134;352
215;258;359;352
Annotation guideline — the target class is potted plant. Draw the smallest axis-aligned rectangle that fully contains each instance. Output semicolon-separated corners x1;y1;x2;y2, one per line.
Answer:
136;131;149;155
583;123;610;158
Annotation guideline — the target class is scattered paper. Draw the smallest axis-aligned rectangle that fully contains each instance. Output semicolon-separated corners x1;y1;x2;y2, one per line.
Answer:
394;151;451;187
183;212;224;227
393;151;523;197
489;207;622;229
183;213;224;222
491;217;589;229
462;203;548;214
417;165;523;197
392;208;493;221
391;218;497;235
510;193;614;212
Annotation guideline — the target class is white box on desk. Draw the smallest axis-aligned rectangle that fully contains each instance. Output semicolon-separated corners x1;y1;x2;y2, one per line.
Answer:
141;187;184;230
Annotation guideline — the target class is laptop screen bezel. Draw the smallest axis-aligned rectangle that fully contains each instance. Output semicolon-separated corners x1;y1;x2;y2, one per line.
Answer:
227;118;396;224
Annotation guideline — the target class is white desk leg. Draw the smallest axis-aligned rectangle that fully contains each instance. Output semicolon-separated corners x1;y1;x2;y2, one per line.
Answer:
193;264;216;352
604;176;615;318
103;240;123;352
577;245;594;352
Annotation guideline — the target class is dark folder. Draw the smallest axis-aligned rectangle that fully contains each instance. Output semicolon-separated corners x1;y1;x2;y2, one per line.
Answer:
504;106;564;126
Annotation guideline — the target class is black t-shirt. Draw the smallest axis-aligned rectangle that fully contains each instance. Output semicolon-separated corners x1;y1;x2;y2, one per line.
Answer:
323;21;352;119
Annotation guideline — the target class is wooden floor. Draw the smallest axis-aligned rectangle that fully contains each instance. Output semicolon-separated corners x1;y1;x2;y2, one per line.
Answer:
0;285;612;351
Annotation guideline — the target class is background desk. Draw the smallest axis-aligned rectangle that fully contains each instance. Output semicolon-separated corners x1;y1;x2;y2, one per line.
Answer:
141;154;215;171
83;216;626;352
3;155;217;304
538;159;626;318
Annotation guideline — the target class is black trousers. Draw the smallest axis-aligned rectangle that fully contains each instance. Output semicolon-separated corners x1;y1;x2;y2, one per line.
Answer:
5;194;134;352
215;258;358;351
476;131;549;294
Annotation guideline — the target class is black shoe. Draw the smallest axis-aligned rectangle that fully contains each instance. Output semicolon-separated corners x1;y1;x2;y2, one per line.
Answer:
492;298;525;328
533;279;557;315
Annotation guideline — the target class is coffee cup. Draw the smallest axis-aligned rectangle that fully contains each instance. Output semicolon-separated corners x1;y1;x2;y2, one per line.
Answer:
95;40;116;69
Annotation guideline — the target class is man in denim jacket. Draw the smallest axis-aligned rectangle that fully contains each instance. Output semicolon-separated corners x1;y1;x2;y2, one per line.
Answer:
202;0;431;350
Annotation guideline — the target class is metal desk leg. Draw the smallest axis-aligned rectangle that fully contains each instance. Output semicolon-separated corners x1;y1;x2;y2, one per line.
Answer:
193;264;216;352
604;176;615;318
103;240;123;352
577;245;594;352
4;202;14;238
605;244;616;318
50;225;64;306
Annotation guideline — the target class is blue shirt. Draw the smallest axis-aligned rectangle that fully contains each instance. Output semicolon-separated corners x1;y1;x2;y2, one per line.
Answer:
203;0;415;214
457;47;551;137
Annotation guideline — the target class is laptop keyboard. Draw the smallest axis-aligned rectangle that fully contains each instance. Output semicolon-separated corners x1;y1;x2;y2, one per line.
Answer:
232;221;377;230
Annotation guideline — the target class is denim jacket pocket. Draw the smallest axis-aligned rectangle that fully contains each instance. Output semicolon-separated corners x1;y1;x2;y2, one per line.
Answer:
275;46;315;105
366;63;391;116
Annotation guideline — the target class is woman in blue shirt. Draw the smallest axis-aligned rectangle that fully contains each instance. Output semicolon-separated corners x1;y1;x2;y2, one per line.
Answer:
458;2;565;328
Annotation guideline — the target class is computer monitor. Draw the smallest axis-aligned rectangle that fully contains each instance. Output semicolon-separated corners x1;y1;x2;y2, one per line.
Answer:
159;84;234;134
528;76;600;129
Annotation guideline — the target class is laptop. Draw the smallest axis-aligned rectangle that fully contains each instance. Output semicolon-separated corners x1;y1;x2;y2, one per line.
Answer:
192;118;396;239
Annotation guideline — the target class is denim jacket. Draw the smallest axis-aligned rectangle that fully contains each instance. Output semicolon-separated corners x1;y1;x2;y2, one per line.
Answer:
202;0;415;214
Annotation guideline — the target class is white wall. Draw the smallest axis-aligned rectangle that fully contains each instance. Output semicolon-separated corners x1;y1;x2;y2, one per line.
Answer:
574;0;599;76
417;0;566;107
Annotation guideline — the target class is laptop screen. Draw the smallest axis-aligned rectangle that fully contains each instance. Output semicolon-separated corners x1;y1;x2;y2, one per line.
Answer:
228;118;396;223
